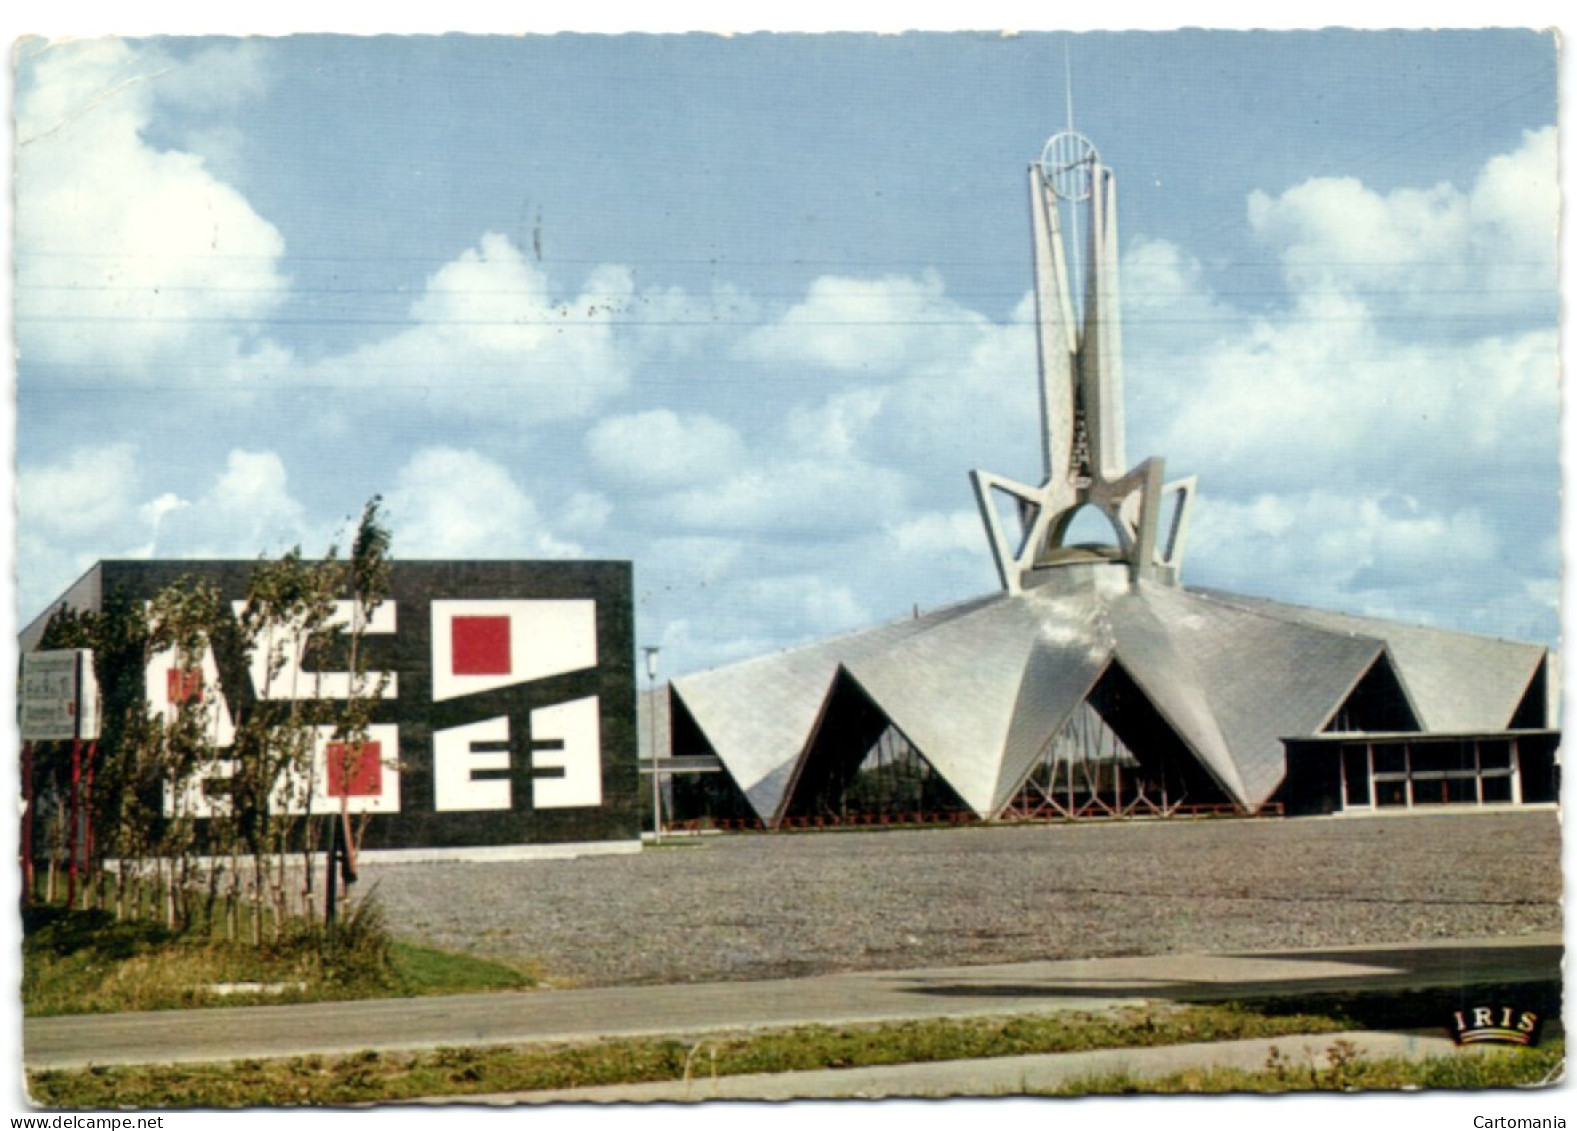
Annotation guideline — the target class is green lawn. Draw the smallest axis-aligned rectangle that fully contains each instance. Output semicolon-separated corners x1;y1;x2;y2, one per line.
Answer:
22;903;532;1017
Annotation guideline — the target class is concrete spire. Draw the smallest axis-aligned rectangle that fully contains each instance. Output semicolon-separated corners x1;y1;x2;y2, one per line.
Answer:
972;134;1196;594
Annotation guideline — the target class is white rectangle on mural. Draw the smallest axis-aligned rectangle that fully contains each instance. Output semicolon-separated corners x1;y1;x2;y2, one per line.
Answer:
431;600;598;701
270;724;402;815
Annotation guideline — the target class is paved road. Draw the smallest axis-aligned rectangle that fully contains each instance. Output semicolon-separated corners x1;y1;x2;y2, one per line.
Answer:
23;933;1561;1071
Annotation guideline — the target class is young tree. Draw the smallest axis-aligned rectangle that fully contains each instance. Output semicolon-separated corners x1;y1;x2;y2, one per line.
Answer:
325;496;393;936
229;548;339;940
25;495;396;946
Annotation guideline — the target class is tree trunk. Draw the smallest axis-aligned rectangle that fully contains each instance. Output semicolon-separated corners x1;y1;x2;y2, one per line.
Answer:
163;858;176;930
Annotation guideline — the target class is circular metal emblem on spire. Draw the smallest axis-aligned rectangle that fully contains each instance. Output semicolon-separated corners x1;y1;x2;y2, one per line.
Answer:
1037;131;1099;202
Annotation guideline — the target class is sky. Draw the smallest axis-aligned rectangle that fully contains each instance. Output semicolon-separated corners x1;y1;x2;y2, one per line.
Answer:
9;27;1562;686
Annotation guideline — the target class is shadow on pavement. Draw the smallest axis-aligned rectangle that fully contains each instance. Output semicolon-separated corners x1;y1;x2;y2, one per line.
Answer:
899;941;1563;1008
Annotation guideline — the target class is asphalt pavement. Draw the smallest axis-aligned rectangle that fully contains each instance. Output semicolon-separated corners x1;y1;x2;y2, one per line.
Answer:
23;932;1561;1072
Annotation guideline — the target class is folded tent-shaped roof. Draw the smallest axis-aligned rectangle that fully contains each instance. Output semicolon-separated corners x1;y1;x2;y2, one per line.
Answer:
667;567;1550;825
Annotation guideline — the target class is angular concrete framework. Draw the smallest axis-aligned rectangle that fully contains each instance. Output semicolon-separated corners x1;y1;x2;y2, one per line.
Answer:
664;134;1556;827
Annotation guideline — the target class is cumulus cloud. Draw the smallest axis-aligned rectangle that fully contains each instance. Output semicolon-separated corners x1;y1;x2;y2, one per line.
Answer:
736;270;993;374
15;39;292;379
385;448;583;559
1188;488;1524;634
585;409;746;490
557;491;613;537
154;450;314;557
590;388;920;540
661;458;911;536
731;269;1040;481
734;272;1040;483
310;234;634;424
1246;125;1557;324
1119;131;1559;650
882;290;1040;473
886;509;983;557
19;445;321;619
785;387;887;460
620;281;762;360
17;444;156;617
1154;295;1558;513
1136;132;1558;532
19;442;143;541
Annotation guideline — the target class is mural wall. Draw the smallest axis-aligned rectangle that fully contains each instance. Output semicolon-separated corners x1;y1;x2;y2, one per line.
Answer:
83;560;639;852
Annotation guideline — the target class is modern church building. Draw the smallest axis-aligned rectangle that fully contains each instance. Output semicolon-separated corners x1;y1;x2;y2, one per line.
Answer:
659;133;1558;829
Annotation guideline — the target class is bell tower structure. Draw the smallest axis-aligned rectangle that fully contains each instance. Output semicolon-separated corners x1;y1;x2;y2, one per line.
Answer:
972;133;1195;593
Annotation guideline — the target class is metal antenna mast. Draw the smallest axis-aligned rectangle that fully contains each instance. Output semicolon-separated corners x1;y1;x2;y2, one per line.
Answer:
1063;39;1083;318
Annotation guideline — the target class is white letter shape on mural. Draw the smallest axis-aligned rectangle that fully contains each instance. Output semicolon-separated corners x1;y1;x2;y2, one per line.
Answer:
531;696;602;808
235;600;399;701
433;716;513;812
146;639;236;748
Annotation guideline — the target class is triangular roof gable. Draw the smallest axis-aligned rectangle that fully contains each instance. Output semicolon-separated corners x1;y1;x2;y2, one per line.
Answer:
1195;589;1547;733
842;595;1056;814
991;616;1115;813
671;595;999;820
1139;587;1387;808
1102;590;1249;807
663;689;760;821
1509;654;1551;730
1318;648;1423;735
777;669;971;823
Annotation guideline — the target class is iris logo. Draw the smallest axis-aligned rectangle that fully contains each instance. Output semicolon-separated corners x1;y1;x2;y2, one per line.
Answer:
1451;1004;1542;1047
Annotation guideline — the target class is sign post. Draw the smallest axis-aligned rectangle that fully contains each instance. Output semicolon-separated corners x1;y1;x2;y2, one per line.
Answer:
21;650;100;908
21;650;100;744
20;742;34;906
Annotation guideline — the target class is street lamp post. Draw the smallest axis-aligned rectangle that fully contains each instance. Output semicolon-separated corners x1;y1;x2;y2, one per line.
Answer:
644;646;662;843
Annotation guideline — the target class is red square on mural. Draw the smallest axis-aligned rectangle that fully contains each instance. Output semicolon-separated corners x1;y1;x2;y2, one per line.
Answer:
167;668;203;704
452;616;512;675
326;741;383;797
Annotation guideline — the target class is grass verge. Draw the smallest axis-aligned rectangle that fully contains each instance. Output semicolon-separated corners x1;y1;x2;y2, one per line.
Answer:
23;903;532;1017
1046;1037;1564;1094
28;980;1564;1107
29;1002;1355;1106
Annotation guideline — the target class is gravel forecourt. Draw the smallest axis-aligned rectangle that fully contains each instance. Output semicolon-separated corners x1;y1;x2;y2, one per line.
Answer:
362;811;1561;989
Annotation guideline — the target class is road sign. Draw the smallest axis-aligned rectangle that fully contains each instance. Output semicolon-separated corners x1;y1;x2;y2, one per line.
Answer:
20;650;100;741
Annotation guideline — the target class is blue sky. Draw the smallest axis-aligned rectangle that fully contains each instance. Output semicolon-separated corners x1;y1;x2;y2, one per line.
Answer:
12;28;1562;678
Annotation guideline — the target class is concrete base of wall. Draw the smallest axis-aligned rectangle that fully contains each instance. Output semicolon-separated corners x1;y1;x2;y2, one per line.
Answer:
357;838;643;864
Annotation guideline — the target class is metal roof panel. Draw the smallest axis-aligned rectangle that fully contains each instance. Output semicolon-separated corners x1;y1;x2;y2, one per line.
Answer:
1194;590;1547;733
